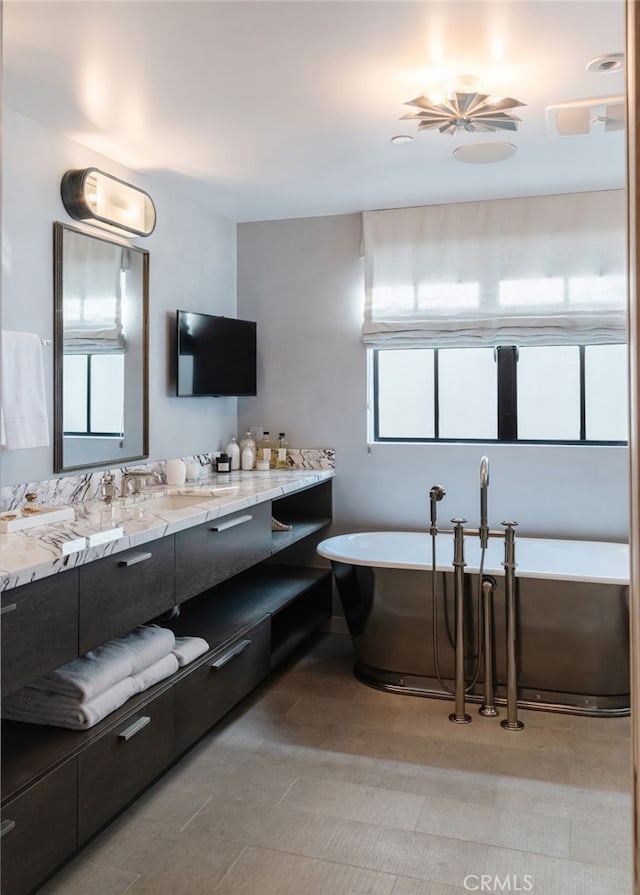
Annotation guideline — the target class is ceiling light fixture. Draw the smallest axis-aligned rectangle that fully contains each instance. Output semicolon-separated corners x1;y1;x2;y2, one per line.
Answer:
401;78;525;137
390;134;413;144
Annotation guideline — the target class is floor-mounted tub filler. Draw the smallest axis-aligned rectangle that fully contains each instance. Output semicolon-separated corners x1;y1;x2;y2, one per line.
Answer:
317;458;630;721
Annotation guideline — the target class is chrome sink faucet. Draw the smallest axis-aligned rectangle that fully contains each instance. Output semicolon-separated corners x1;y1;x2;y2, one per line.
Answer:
121;470;161;498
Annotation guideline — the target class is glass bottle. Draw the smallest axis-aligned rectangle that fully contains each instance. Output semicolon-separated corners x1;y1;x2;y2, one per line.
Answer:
276;433;289;469
239;431;256;466
225;435;241;471
257;431;274;467
241;444;255;471
22;492;40;515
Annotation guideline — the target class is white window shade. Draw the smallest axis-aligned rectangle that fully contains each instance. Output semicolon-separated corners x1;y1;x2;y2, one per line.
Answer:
362;191;627;348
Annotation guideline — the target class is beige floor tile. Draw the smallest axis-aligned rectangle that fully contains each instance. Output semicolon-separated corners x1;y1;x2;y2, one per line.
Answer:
416;794;571;857
281;774;426;830
481;841;631;894
570;815;633;869
323;817;491;887
188;800;346;859
284;692;406;732
391;878;467;895
82;820;242;882
213;845;398;895
247;737;395;789
38;860;140;895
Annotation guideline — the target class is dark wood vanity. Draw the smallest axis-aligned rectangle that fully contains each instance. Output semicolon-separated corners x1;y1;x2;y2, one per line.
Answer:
0;478;332;895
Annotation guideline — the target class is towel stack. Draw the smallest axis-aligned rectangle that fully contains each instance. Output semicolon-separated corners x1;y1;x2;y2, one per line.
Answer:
2;625;210;730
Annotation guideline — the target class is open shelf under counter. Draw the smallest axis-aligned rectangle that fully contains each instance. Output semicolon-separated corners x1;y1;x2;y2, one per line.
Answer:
270;517;332;554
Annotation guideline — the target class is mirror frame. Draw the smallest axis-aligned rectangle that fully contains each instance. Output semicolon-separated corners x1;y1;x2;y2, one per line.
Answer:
53;221;149;472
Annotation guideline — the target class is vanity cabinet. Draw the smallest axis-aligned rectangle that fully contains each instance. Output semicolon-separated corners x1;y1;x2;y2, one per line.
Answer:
1;477;332;895
175;502;271;602
1;570;79;698
172;617;271;754
79;537;175;653
77;689;175;844
0;759;77;895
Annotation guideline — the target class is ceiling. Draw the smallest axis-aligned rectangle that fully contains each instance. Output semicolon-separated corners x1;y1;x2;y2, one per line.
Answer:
2;0;626;222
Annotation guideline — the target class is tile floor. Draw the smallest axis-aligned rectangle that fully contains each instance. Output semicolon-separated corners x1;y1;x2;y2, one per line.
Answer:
41;633;632;895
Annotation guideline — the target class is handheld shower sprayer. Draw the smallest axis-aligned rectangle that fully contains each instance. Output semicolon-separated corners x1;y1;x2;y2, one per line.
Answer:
429;485;446;535
479;456;490;549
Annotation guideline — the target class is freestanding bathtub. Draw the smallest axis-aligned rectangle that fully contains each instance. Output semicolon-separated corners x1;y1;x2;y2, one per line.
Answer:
317;532;630;716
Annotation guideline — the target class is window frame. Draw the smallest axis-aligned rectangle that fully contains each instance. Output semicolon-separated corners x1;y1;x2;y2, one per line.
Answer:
371;345;628;447
63;353;124;439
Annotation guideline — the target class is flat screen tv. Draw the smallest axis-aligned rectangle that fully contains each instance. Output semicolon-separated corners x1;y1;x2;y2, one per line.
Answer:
176;310;257;397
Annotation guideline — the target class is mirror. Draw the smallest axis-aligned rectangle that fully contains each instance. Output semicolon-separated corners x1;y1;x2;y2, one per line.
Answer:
53;222;149;472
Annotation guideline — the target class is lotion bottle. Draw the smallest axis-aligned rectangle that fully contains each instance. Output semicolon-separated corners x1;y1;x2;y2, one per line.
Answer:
225;436;241;471
241;444;255;471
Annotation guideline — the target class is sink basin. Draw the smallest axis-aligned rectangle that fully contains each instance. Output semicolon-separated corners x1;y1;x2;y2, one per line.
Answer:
137;494;213;512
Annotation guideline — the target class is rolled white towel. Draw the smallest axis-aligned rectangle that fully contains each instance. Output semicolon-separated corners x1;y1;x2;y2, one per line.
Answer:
130;652;179;693
2;677;137;730
172;636;210;667
29;625;176;702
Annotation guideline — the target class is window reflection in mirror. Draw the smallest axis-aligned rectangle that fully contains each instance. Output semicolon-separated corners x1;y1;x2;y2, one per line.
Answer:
53;222;148;472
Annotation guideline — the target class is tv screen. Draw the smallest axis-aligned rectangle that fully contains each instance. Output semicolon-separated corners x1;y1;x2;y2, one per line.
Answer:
176;311;257;397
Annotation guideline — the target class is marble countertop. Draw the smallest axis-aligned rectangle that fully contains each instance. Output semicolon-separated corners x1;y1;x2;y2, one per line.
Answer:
0;470;334;592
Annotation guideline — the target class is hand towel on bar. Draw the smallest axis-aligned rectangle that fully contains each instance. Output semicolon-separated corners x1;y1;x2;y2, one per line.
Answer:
172;636;210;667
29;624;176;702
0;330;49;450
130;652;179;693
1;676;137;730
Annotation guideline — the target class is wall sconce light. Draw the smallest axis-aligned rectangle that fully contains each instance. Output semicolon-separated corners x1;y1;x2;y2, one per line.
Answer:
60;168;156;237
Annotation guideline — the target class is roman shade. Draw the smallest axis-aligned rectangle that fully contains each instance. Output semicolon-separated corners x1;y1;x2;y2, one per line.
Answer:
362;190;626;348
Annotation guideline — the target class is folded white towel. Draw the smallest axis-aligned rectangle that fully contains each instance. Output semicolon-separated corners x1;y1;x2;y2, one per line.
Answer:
172;636;210;667
1;331;49;450
2;677;137;730
2;651;179;731
130;652;179;693
30;625;176;702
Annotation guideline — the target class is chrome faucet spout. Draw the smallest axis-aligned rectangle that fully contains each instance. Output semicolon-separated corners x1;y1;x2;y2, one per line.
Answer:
479;456;490;549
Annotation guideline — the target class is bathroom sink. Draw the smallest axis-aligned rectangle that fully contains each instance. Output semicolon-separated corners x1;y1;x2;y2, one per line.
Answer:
137;494;214;512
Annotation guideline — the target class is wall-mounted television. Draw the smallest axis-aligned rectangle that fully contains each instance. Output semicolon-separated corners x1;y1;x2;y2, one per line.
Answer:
176;310;257;397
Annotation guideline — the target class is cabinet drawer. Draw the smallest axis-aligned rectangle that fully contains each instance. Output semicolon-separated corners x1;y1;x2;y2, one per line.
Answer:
77;689;174;843
175;502;271;602
1;759;77;895
174;617;271;754
1;571;78;697
79;537;175;653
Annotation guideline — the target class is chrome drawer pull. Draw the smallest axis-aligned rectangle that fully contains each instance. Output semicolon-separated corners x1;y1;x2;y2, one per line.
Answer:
0;603;17;616
0;820;16;838
118;715;151;741
210;514;253;533
210;639;251;670
119;552;152;567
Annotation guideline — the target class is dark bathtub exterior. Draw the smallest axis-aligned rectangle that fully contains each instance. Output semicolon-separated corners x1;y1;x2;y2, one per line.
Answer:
331;562;630;716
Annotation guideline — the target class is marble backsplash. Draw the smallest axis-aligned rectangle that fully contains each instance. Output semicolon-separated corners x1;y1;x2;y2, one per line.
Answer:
0;449;335;512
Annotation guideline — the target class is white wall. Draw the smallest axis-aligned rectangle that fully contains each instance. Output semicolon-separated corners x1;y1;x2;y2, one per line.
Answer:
238;212;629;542
1;109;238;486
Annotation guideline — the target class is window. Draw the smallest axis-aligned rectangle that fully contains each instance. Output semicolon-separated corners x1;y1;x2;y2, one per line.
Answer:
362;192;627;445
372;344;628;444
63;353;125;437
